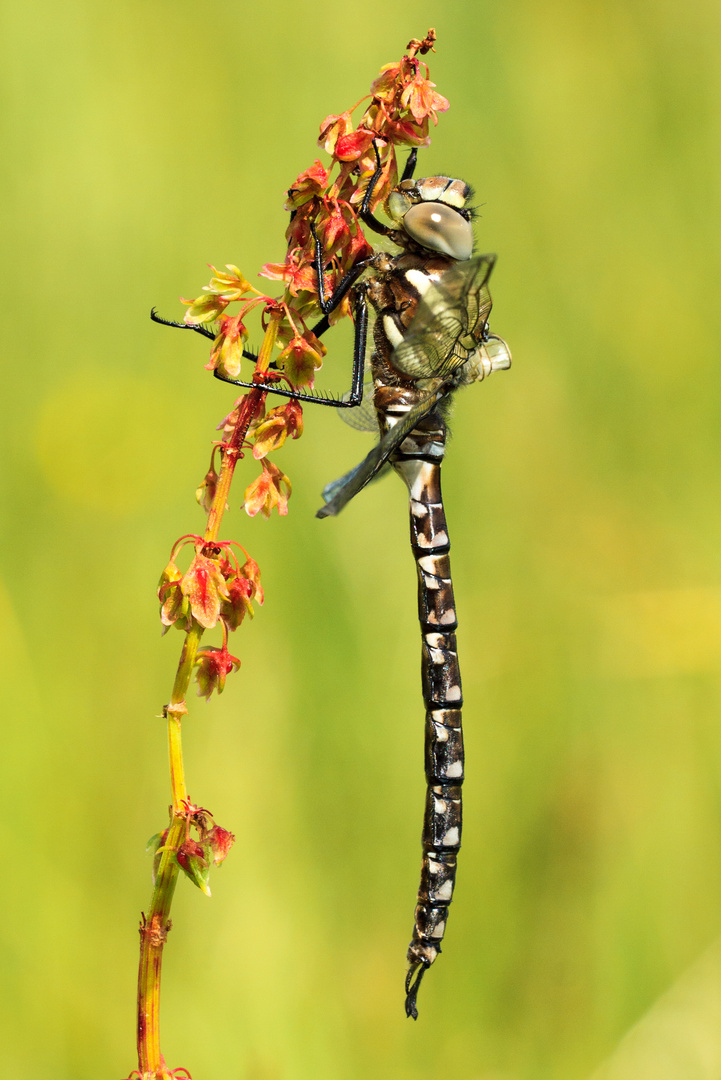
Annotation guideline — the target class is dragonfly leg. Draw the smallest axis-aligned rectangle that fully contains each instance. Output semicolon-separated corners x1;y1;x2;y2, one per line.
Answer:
400;147;418;182
310;224;370;319
359;141;418;234
359;140;392;236
212;287;369;410
340;286;367;408
150;309;259;362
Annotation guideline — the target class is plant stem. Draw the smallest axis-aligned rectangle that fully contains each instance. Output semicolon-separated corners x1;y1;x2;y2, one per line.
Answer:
205;315;279;542
135;312;281;1078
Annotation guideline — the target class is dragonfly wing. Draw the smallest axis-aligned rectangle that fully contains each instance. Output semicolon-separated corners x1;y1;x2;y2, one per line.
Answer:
316;391;445;518
321;461;392;505
336;387;381;433
393;254;496;381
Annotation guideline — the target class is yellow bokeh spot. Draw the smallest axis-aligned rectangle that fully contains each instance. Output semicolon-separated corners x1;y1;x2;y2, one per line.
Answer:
35;373;176;515
599;587;721;678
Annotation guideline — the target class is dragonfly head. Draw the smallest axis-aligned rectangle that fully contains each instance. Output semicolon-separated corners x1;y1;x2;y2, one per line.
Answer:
387;176;474;261
465;333;512;383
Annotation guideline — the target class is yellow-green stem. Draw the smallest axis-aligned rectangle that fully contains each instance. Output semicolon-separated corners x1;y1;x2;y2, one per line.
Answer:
136;312;282;1078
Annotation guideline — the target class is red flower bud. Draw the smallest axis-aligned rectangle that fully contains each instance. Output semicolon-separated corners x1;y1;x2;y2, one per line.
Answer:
220;573;254;631
240;554;264;605
285;161;329;209
176;839;211;895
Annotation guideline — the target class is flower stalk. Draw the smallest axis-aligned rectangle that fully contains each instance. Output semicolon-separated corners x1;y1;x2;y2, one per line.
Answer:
127;29;447;1080
135;314;281;1080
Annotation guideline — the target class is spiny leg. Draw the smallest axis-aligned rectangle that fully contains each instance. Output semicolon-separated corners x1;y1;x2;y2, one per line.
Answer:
150;309;258;358
152;281;369;410
212;287;369;409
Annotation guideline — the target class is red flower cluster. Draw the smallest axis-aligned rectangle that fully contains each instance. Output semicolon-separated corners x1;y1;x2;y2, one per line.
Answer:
181;28;448;402
262;31;446;330
158;536;263;698
161;31;449;702
260;28;448;336
148;803;236;897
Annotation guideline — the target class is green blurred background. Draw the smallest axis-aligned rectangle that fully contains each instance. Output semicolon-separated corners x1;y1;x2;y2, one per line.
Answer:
2;1;721;1077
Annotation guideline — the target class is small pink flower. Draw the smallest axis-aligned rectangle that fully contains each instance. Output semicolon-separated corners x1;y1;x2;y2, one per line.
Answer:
285;161;329;209
243;460;292;519
181;553;228;630
318;112;353;155
401;72;449;125
208;826;235;866
259;252;318;298
158;560;190;632
252;400;304;459
208;314;248;378
194;644;241;699
195;462;219;515
278;330;325;387
176;839;211;894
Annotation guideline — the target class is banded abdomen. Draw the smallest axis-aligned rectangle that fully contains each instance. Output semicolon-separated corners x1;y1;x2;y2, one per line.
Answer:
378;389;464;1019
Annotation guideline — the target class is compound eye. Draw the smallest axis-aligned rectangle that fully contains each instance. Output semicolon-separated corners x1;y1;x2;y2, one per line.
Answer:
403;202;473;260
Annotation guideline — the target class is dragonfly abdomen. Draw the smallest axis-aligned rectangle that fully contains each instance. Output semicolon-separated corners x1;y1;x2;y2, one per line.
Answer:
393;416;465;1020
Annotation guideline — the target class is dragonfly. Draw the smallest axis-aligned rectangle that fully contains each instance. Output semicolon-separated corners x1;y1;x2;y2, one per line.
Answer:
313;164;511;1019
154;144;511;1019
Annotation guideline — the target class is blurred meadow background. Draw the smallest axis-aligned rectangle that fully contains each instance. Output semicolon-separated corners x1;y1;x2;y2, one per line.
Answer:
2;1;721;1077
